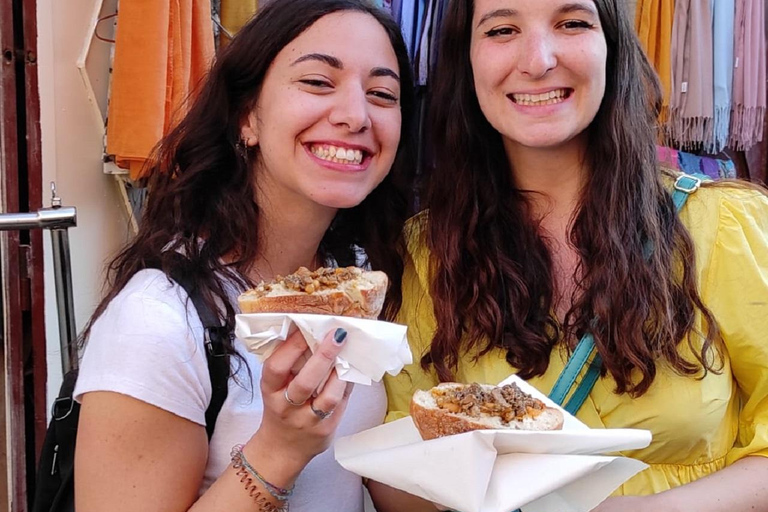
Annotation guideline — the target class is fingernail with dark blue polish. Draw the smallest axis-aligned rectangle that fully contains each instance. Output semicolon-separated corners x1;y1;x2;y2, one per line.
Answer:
334;328;348;344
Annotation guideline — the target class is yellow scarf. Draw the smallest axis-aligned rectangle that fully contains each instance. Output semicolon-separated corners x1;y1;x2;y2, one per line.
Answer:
220;0;258;46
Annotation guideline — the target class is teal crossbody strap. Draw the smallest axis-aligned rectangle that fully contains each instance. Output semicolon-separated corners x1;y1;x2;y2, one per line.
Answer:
548;332;595;406
548;173;707;414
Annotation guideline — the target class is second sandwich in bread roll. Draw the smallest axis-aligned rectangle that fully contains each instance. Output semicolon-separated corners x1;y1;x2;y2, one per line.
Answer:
411;382;564;440
238;266;388;319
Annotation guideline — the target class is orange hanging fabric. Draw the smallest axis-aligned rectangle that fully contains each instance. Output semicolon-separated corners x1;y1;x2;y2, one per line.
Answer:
106;0;214;179
635;0;674;120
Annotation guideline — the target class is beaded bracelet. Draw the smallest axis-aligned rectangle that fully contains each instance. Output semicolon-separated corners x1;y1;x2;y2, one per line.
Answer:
231;444;294;503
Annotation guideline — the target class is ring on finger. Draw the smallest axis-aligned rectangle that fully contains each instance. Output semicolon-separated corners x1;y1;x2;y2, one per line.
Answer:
284;388;306;407
310;401;334;420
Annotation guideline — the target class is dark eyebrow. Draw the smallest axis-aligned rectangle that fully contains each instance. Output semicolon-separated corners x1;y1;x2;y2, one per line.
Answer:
370;67;400;82
558;2;599;17
476;3;598;28
476;8;518;28
292;53;343;69
292;54;399;82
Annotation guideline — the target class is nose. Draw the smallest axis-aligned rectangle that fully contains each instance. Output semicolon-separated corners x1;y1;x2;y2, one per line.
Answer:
517;31;557;78
328;86;372;133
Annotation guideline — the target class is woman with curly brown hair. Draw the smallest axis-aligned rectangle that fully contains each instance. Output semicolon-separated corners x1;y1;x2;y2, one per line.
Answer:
373;0;768;511
72;1;415;511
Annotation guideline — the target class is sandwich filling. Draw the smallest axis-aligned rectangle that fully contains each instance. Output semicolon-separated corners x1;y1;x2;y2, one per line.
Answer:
432;383;546;424
252;266;365;295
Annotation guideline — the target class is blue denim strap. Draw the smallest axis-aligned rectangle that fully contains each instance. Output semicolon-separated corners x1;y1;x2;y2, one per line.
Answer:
548;332;596;406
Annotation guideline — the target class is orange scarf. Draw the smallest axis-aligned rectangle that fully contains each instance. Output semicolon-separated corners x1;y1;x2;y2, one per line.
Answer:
106;0;215;179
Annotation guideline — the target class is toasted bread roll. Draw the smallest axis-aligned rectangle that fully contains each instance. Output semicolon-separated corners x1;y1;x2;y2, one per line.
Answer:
238;266;388;319
410;382;564;440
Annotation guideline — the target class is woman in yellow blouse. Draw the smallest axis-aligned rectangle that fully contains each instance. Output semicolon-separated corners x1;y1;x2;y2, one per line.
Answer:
369;0;768;511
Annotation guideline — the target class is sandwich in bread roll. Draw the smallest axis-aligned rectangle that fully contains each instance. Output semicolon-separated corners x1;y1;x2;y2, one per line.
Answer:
238;266;388;319
410;382;564;440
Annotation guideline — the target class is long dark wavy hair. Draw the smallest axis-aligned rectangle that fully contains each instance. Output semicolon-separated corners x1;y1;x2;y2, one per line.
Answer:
81;0;415;370
422;0;721;396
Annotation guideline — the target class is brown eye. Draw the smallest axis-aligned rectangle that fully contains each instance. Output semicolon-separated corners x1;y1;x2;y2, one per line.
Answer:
369;90;398;103
485;26;517;37
561;20;594;30
299;79;332;88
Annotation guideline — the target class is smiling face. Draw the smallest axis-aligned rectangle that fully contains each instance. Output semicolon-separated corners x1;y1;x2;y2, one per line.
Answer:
241;11;402;213
470;0;607;155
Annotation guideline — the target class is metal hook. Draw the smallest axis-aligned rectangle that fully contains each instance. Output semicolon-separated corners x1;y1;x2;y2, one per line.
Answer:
51;181;62;208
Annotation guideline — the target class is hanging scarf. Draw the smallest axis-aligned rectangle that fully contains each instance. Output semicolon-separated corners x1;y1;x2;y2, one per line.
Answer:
667;0;714;149
635;0;675;119
729;0;766;150
706;0;735;153
106;0;215;179
219;0;258;45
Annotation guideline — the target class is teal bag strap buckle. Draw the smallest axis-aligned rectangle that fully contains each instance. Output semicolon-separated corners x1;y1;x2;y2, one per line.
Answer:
671;174;704;211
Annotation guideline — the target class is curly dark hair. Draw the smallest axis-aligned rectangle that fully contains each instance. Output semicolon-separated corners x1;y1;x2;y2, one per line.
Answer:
421;0;722;396
81;0;415;369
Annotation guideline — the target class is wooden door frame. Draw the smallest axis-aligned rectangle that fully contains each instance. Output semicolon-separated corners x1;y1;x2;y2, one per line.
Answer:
1;0;47;509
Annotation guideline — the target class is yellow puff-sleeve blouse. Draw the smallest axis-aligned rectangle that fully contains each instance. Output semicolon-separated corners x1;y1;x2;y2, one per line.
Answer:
384;184;768;495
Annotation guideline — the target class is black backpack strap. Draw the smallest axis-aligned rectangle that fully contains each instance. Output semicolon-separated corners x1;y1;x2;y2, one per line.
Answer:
32;369;80;512
166;268;231;441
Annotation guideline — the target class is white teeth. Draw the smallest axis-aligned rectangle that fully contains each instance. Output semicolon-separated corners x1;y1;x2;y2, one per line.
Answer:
309;144;364;164
512;89;567;106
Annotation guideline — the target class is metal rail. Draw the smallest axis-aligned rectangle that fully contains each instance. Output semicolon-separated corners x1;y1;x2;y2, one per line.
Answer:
0;183;78;374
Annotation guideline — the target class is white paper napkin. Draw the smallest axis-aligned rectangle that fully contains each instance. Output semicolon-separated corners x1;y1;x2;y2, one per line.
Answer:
335;375;652;512
234;313;412;385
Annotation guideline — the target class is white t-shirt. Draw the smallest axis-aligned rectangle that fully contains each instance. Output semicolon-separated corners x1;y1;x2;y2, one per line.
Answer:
74;269;387;512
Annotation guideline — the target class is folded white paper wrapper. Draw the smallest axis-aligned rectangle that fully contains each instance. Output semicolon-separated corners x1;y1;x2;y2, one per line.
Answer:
234;313;412;385
335;375;652;512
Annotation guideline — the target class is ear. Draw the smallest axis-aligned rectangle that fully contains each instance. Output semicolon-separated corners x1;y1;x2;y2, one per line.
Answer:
239;110;259;147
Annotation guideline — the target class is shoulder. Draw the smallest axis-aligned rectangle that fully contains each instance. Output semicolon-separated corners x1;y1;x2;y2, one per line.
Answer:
102;269;196;336
402;211;433;288
674;181;768;290
75;269;213;424
678;181;768;250
403;211;431;261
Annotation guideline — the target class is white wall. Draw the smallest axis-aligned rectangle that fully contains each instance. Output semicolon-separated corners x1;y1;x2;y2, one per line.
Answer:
37;0;130;410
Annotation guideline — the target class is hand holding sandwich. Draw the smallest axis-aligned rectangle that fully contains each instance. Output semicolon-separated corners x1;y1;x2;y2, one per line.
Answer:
236;266;390;488
244;326;353;489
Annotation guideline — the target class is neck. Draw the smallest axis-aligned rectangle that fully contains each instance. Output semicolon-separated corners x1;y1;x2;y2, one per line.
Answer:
504;136;589;231
250;179;337;284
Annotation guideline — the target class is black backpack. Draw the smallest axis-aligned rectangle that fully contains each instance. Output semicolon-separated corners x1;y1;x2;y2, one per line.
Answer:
32;269;232;512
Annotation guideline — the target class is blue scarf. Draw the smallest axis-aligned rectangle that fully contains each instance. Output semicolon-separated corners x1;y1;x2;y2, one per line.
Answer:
706;0;735;152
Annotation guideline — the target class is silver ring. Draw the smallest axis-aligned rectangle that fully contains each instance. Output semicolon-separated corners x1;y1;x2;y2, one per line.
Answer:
310;401;334;420
283;388;306;407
